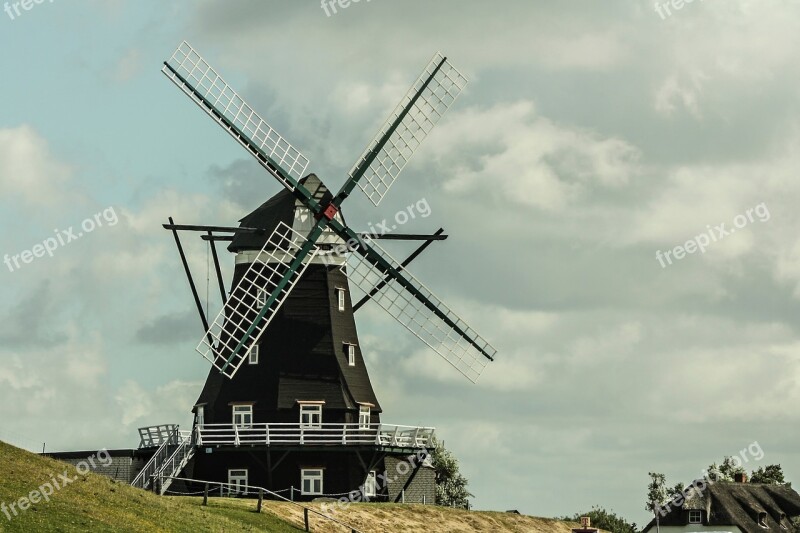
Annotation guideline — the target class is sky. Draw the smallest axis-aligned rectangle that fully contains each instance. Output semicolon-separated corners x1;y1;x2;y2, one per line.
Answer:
1;0;800;526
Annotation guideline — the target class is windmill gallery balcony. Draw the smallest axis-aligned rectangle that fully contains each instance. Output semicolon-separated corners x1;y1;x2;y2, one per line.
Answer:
195;423;434;449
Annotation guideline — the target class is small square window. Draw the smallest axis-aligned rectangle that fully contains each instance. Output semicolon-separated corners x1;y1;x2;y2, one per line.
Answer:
249;345;259;365
337;289;346;311
688;510;702;524
300;404;322;428
232;405;252;429
301;468;323;495
228;469;249;495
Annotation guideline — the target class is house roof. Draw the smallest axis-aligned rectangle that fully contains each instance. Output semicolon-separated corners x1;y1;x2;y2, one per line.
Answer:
642;481;800;533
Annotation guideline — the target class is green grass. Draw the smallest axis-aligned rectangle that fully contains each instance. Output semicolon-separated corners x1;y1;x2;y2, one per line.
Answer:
0;441;303;532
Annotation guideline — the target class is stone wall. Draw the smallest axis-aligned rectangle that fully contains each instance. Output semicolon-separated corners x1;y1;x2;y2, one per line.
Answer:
385;456;435;504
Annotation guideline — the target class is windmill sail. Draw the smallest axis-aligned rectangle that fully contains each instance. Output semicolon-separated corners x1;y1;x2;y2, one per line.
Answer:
344;237;496;383
162;42;310;194
347;53;468;206
197;222;319;379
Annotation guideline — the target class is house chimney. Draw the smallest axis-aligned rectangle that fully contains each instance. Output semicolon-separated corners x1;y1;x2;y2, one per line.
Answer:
734;472;748;483
572;516;598;533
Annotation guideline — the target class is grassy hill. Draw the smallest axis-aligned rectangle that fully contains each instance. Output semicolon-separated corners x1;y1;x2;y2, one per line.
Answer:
0;441;591;532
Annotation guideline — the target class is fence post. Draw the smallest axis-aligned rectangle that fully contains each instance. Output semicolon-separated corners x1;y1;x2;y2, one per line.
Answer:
304;508;310;532
422;494;426;505
220;484;223;497
257;489;263;513
401;489;405;503
290;486;294;501
203;484;208;506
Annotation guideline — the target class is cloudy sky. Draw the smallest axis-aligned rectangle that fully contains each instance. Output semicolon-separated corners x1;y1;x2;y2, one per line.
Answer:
2;0;800;525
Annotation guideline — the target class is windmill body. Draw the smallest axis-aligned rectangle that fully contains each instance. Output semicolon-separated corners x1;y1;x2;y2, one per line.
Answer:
189;175;429;500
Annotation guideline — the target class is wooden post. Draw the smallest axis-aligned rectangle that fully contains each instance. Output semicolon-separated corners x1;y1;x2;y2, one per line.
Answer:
401;489;405;503
203;484;208;506
304;508;310;531
257;489;263;513
290;486;294;501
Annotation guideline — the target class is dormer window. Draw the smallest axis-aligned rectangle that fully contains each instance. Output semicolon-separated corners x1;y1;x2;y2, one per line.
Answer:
758;512;768;528
688;510;702;524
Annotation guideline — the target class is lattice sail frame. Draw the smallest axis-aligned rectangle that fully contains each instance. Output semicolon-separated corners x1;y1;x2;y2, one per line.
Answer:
344;239;496;383
162;41;310;187
197;222;319;379
350;53;468;206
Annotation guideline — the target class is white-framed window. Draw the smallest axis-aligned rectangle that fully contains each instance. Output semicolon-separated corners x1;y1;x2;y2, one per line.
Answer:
228;469;248;495
300;404;322;428
232;405;253;428
359;406;371;429
301;468;323;495
688;510;702;524
346;343;356;367
364;471;377;497
257;288;268;308
196;406;205;428
249;345;259;365
336;288;346;311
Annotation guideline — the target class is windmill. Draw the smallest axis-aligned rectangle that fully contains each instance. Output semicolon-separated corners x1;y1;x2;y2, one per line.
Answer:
156;42;497;501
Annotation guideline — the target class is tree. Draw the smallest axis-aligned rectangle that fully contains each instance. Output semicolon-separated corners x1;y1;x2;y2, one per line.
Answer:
646;472;669;531
559;506;637;533
706;456;746;482
750;464;786;485
429;436;472;508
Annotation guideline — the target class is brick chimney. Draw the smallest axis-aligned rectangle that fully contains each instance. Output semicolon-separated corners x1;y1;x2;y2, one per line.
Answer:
572;516;599;533
734;472;748;483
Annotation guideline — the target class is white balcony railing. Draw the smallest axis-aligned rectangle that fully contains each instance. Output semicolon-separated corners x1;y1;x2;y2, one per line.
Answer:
195;423;434;449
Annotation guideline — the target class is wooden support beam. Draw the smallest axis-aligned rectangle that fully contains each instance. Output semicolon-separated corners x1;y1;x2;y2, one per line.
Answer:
354;229;445;312
167;217;211;338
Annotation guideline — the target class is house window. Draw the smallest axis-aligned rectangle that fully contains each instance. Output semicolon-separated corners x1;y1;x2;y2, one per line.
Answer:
359;406;371;429
232;405;253;428
300;404;322;428
301;469;323;495
256;288;268;308
346;343;356;366
336;288;346;311
249;345;259;365
758;512;768;528
228;469;248;495
196;406;205;428
688;510;702;524
364;471;377;497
